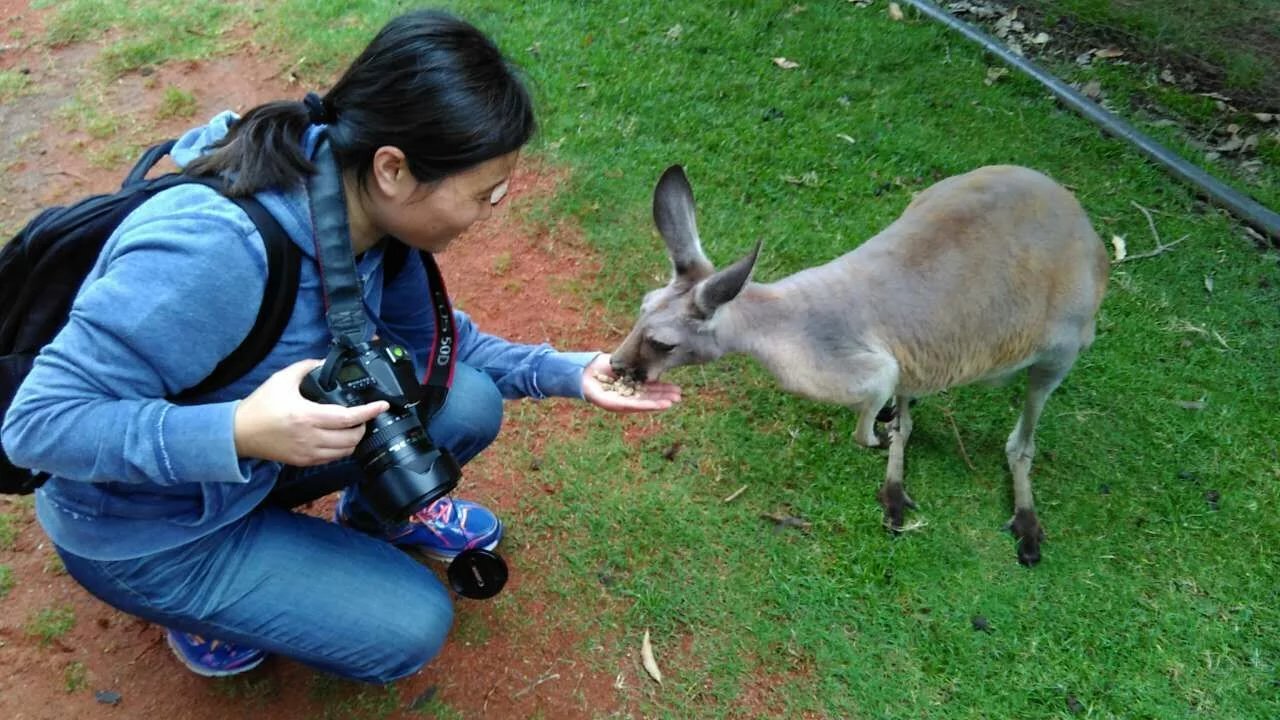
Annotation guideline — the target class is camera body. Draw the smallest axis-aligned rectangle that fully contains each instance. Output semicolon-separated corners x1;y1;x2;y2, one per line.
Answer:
300;338;459;522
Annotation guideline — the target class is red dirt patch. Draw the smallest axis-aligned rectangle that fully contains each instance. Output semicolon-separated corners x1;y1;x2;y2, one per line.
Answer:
0;8;655;719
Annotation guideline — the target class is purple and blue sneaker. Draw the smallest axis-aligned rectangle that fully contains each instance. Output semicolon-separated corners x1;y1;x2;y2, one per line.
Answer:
165;630;266;678
336;492;503;562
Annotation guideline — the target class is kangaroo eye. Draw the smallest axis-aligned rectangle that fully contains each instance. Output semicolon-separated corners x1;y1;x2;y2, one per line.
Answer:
648;339;677;354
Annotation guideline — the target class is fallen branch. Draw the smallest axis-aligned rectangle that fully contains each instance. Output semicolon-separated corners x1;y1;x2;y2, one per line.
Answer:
1114;201;1188;263
760;512;811;532
722;484;748;503
940;403;977;472
512;671;559;699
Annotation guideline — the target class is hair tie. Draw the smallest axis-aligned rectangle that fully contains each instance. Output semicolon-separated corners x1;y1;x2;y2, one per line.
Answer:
303;92;330;124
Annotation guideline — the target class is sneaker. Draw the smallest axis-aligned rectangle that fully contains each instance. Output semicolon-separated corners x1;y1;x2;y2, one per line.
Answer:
165;629;266;678
336;493;503;563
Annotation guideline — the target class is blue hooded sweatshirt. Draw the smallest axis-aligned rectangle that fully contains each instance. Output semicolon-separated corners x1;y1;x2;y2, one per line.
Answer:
1;113;596;561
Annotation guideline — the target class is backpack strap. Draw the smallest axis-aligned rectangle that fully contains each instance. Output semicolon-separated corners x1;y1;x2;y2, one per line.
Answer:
172;195;301;401
123;140;178;187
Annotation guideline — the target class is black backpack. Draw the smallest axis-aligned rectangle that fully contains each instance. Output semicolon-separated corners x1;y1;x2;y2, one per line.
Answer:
0;140;307;495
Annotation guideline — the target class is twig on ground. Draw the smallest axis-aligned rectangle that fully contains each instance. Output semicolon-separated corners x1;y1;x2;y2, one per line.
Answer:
1114;201;1188;263
262;55;306;83
722;484;748;503
760;512;811;532
940;403;977;472
482;667;509;714
893;517;929;533
512;671;559;699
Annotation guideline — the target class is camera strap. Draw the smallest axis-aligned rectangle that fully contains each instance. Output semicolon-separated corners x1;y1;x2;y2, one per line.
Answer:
306;133;456;413
417;250;455;415
306;136;369;348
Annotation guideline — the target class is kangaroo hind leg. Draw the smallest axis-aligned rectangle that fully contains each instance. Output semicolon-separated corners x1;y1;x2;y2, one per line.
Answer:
1005;357;1074;566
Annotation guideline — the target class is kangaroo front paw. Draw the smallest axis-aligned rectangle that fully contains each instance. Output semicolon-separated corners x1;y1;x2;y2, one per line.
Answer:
1006;509;1046;566
878;484;917;533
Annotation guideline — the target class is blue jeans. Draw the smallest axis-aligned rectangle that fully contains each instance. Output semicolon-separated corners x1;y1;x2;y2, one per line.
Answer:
56;363;503;683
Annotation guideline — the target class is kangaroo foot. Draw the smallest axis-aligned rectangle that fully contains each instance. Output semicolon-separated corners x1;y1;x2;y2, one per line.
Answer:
878;484;918;532
1004;509;1045;566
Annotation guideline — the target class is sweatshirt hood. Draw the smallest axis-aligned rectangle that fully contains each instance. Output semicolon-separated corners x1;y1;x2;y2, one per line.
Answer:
168;111;337;263
170;110;328;168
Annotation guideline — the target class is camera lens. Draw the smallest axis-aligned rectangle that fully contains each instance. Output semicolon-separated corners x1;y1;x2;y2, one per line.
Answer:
354;408;459;520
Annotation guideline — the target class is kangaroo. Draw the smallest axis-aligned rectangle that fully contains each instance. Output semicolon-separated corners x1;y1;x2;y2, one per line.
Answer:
610;164;1109;565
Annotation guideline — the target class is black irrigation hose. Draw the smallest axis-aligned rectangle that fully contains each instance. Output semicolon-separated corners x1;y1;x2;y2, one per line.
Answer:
901;0;1280;243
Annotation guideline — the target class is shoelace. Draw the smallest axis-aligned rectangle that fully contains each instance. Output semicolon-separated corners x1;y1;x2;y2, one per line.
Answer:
412;497;455;527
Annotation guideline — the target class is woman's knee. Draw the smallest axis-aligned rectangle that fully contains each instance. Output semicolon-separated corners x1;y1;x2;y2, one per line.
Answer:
429;363;503;465
350;586;454;683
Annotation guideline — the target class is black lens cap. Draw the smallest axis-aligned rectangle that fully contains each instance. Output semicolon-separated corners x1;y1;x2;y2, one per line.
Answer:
447;549;508;600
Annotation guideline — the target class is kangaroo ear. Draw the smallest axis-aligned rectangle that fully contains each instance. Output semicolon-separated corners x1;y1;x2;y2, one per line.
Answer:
654;165;713;281
693;240;762;317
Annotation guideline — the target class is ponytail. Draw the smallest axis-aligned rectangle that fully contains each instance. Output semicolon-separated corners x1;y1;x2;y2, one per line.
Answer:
183;100;317;197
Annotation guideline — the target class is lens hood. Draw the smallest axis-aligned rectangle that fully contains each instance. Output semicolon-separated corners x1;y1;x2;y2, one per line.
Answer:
360;446;460;520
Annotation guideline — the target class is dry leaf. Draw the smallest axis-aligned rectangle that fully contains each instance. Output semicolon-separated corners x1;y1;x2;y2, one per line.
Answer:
1093;47;1125;59
888;2;904;21
1030;32;1050;45
1081;80;1102;100
984;67;1008;85
1216;134;1244;153
1255;113;1275;123
1160;68;1176;83
665;24;683;40
836;133;857;144
1110;235;1127;262
772;57;800;70
641;630;663;685
1204;275;1214;294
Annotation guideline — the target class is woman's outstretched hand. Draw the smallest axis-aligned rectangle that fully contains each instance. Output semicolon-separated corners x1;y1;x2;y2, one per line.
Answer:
233;359;389;466
581;353;681;413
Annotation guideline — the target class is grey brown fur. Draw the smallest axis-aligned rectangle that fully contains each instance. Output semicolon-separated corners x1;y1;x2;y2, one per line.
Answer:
611;164;1109;565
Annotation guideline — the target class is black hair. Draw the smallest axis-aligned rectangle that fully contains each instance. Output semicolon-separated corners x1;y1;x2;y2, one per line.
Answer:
185;9;536;196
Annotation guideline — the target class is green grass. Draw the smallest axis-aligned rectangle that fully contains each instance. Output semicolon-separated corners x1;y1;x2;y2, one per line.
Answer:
36;0;252;76
1024;0;1280;97
0;512;17;550
63;660;88;693
211;675;279;708
25;0;1280;717
157;86;199;120
963;0;1280;223
0;70;32;103
0;565;14;600
306;675;403;720
26;605;76;647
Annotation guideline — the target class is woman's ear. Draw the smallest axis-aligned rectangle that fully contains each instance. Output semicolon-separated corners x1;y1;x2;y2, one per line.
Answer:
370;146;409;198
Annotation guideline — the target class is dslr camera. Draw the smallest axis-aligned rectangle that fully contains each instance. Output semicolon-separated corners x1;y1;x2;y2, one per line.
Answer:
300;337;459;521
300;338;508;599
